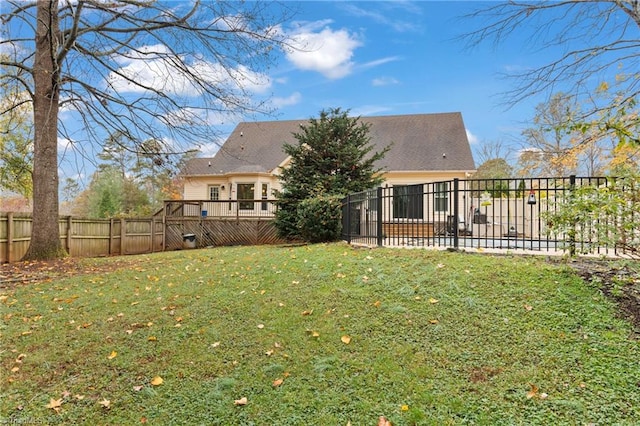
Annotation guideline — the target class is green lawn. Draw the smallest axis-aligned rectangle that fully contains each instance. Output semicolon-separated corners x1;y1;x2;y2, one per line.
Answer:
1;244;638;425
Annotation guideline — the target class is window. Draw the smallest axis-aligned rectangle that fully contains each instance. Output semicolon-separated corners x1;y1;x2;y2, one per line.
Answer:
208;185;220;201
261;183;269;211
237;183;255;210
393;184;424;219
434;182;448;212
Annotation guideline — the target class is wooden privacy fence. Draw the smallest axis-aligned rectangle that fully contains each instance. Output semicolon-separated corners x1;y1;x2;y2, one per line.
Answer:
0;213;164;263
1;200;286;263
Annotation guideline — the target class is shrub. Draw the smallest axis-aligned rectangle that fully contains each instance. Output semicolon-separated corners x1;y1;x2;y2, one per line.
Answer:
296;194;343;243
544;171;640;257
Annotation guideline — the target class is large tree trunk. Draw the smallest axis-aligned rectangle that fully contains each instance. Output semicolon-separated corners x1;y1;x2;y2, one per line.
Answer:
23;1;66;260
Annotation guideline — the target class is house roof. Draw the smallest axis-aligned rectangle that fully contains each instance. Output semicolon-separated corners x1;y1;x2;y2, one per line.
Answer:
183;112;475;176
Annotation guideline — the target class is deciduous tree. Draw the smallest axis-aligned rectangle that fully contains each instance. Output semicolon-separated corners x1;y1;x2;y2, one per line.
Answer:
0;79;33;198
1;1;290;259
517;93;583;177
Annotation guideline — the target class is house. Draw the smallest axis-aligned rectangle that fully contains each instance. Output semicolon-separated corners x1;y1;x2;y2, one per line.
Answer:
180;112;476;217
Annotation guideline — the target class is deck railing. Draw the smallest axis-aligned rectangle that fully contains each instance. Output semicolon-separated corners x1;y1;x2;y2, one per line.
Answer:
164;199;278;219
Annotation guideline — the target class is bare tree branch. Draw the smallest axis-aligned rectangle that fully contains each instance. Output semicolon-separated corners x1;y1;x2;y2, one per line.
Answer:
1;0;294;260
459;1;640;116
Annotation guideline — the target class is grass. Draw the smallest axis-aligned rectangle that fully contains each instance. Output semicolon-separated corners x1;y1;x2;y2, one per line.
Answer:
1;243;639;425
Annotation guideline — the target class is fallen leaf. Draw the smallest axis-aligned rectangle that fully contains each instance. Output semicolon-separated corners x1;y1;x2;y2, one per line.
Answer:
524;304;533;311
312;331;320;338
211;341;221;348
429;298;439;304
98;398;111;409
133;386;144;392
45;398;62;411
265;350;274;356
234;396;248;406
257;324;264;329
301;309;313;316
526;383;539;399
150;376;163;386
378;416;391;426
373;300;381;308
430;319;439;324
272;378;284;387
148;336;157;342
436;263;445;268
107;351;117;360
11;366;19;373
341;335;351;344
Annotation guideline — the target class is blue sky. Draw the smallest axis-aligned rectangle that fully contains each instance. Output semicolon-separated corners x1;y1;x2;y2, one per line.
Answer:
247;1;552;157
49;0;560;182
4;1;612;186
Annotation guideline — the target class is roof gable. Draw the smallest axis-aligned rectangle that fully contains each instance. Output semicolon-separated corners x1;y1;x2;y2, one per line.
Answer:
183;112;475;176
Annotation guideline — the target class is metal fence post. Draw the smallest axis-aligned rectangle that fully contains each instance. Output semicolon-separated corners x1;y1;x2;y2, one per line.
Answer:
453;178;459;250
569;175;576;256
377;187;383;247
344;194;351;244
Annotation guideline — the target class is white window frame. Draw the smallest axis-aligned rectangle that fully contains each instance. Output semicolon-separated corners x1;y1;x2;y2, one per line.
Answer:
208;185;220;201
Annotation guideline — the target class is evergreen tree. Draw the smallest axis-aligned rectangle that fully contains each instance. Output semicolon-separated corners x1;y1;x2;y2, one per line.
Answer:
274;108;390;240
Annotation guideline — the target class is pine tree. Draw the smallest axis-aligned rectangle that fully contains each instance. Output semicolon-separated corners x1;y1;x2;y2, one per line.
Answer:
274;108;390;240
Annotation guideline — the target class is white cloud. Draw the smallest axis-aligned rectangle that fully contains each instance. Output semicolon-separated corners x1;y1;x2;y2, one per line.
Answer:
349;105;392;117
361;57;401;70
108;44;271;96
271;92;302;108
198;140;225;157
284;22;362;79
466;129;479;145
339;3;422;33
57;137;76;151
162;107;241;128
372;76;399;87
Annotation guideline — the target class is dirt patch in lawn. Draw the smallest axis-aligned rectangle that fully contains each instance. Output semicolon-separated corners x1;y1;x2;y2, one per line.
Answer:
0;257;143;290
568;260;640;338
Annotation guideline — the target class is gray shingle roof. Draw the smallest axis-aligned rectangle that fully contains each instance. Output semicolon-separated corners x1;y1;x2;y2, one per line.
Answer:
183;112;475;176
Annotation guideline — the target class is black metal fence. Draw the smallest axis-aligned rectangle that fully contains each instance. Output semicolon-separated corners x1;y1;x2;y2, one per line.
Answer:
341;176;627;256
